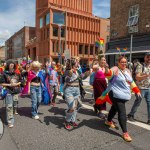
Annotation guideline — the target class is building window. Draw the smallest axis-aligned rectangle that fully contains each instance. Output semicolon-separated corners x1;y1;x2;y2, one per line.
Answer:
107;26;110;32
43;29;45;40
53;27;58;37
46;13;50;25
90;46;93;55
53;12;65;25
47;28;50;38
107;36;110;42
56;41;59;53
52;41;55;52
79;45;83;54
85;45;88;55
95;47;98;55
127;5;139;27
40;18;43;28
61;28;65;37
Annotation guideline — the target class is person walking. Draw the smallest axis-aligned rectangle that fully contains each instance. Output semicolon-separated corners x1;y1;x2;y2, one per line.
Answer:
48;61;59;106
63;59;82;130
93;56;107;119
97;56;141;142
1;60;22;128
27;61;42;120
128;53;150;124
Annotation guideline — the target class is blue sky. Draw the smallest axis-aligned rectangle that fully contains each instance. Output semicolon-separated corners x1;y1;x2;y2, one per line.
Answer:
0;0;110;45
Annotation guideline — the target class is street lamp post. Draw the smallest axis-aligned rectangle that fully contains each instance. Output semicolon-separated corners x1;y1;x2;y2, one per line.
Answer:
58;24;62;64
130;34;133;63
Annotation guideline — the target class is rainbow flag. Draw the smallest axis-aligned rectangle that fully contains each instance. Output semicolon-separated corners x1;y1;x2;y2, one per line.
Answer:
99;38;104;46
95;41;100;47
95;37;104;47
121;47;127;52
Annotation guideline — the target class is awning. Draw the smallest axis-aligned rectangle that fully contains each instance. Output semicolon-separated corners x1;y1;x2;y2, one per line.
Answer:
105;50;150;55
105;46;150;55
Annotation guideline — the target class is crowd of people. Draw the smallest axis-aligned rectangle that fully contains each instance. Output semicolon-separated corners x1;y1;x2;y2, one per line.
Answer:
0;52;149;142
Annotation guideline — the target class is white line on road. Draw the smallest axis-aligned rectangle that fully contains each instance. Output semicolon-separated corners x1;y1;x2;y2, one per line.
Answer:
127;121;150;131
82;103;150;131
57;95;150;131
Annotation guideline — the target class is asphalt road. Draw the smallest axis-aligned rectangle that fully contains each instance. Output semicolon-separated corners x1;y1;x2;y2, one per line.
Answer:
0;85;150;150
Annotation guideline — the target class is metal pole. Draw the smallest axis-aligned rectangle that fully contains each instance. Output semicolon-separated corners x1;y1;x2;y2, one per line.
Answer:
130;34;133;63
59;25;62;64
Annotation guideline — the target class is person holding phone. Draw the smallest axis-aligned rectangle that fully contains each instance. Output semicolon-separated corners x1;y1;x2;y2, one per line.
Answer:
1;60;22;128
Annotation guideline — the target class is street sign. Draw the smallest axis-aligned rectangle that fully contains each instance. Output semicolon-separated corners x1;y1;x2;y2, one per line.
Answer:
64;49;71;59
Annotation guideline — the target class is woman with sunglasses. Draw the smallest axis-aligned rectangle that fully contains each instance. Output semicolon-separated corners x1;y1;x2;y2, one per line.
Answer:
97;56;141;142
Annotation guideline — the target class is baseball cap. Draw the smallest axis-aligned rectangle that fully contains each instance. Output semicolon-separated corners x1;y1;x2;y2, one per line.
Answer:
145;52;150;56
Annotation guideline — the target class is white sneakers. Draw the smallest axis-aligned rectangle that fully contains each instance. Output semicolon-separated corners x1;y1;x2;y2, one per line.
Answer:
8;124;14;128
32;115;39;120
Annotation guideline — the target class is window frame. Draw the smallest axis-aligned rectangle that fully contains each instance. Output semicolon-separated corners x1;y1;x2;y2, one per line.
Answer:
127;4;139;27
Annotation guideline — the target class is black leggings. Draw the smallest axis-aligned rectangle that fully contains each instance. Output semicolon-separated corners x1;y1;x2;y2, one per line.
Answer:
108;91;128;133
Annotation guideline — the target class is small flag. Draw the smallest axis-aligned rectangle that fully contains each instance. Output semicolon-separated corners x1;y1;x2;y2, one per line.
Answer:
121;48;127;52
95;41;100;47
99;38;104;46
116;47;120;51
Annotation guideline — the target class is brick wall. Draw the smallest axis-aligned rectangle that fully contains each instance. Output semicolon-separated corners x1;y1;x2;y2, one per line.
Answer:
111;0;150;40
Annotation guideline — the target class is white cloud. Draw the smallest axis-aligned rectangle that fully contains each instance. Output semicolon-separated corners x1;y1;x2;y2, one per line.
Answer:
0;0;35;45
0;30;11;40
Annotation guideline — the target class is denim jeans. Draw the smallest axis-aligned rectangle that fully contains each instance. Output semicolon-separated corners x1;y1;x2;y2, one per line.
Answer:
64;86;80;122
50;85;58;103
30;86;42;117
141;89;150;120
129;89;150;120
5;94;19;125
129;93;142;116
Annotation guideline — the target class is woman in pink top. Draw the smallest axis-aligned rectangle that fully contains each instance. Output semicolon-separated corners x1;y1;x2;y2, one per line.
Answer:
93;56;107;118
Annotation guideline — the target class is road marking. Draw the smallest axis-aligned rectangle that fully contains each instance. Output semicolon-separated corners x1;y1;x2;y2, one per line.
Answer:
57;95;150;131
127;121;150;130
82;103;150;131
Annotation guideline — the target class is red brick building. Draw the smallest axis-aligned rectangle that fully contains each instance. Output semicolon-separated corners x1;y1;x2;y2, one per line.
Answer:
27;0;110;64
5;26;36;60
107;0;150;66
0;46;6;61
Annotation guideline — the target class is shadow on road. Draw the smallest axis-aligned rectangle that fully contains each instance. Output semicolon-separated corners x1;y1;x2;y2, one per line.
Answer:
44;107;121;138
48;107;66;116
78;108;96;116
44;116;65;129
18;107;32;118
